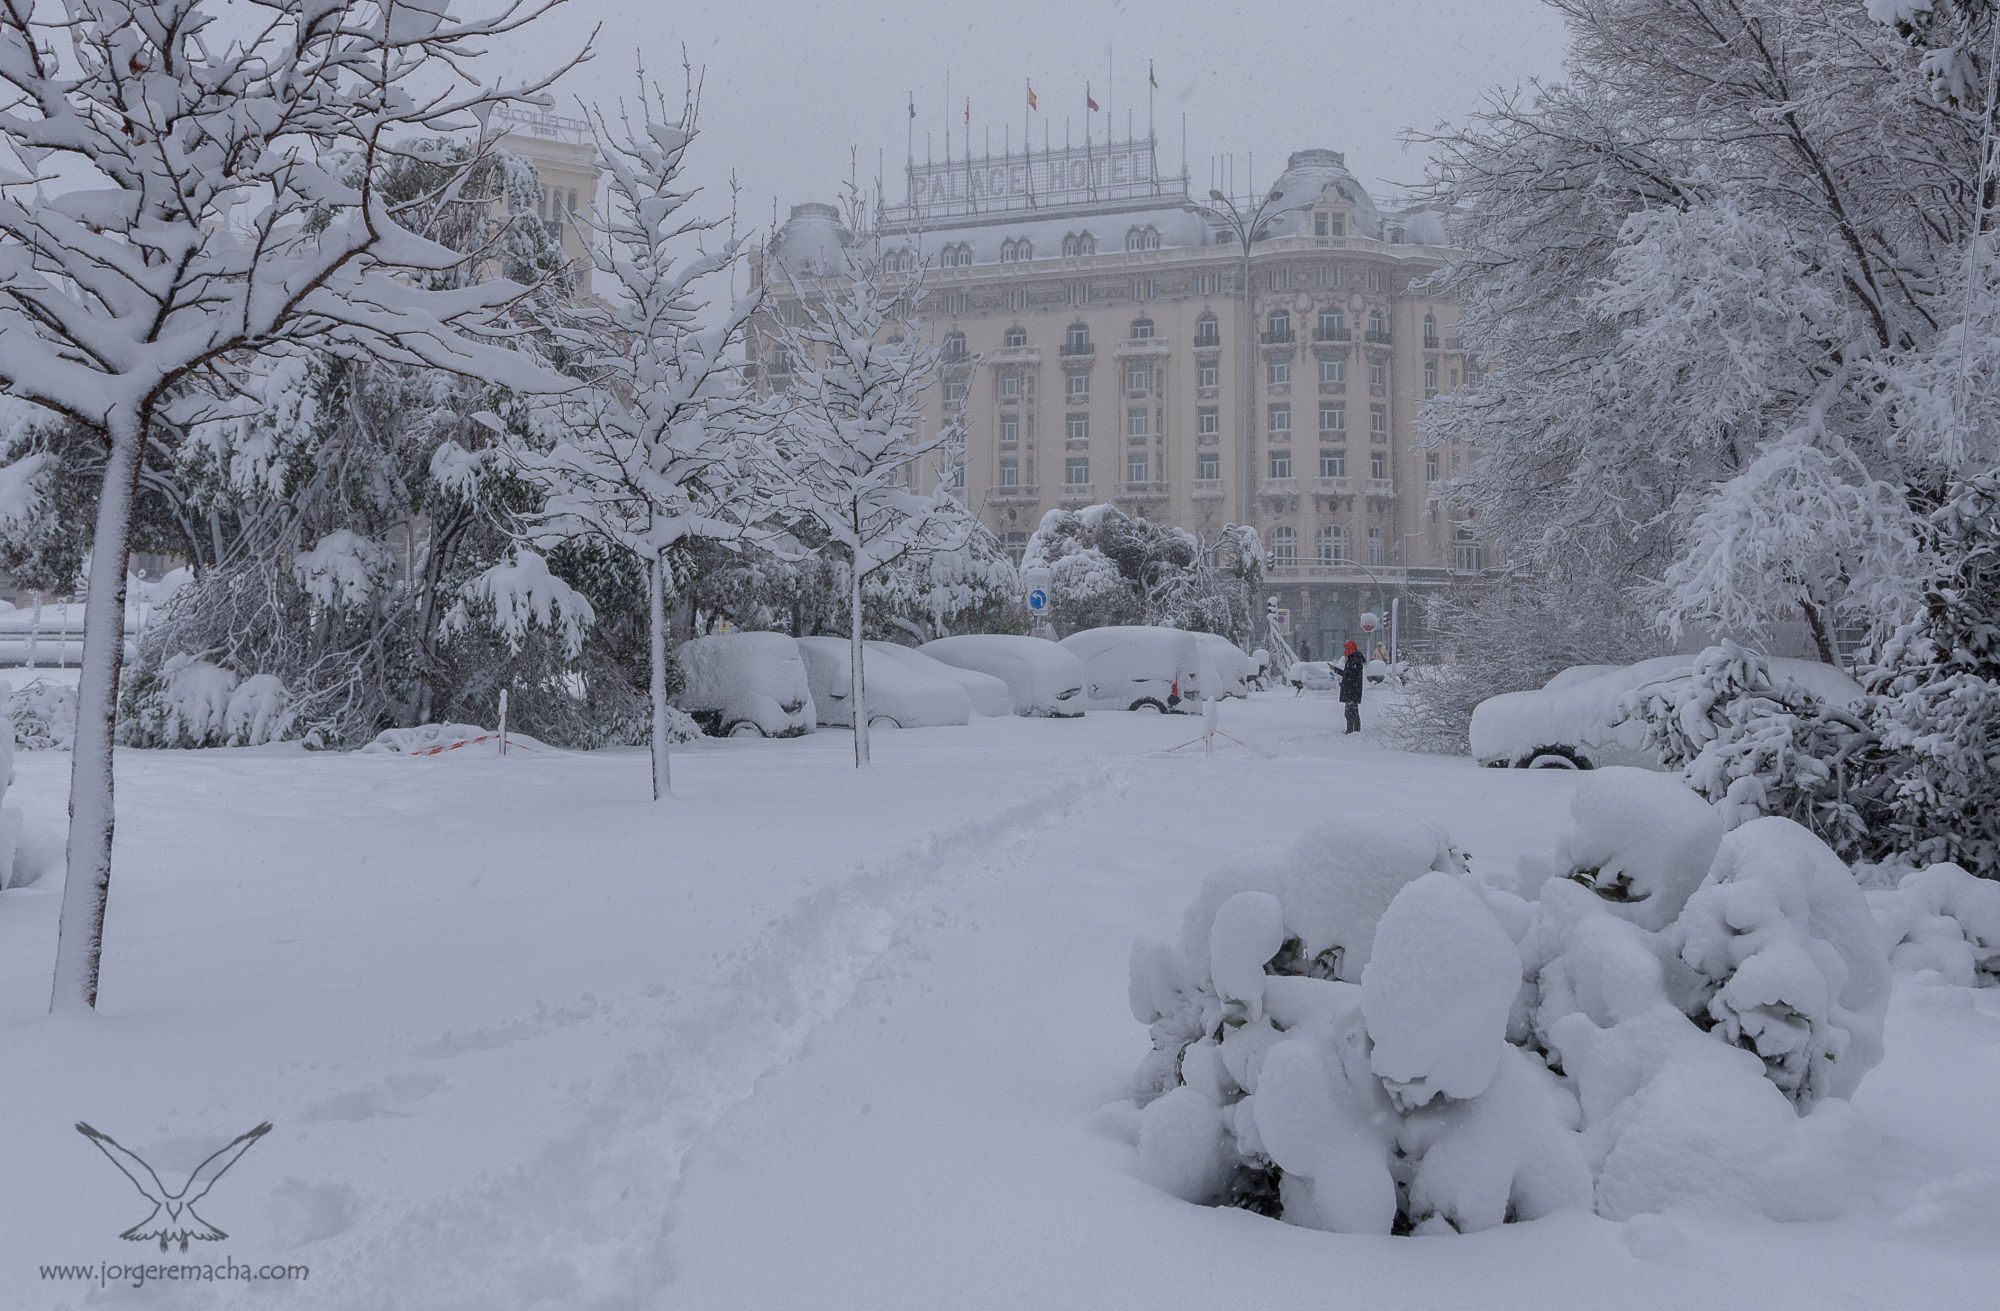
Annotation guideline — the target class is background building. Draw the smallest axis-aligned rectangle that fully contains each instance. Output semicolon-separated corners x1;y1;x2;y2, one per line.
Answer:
753;139;1489;659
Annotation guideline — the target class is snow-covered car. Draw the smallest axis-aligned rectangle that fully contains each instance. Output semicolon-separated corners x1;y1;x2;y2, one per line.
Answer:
1287;660;1338;692
1191;633;1253;699
919;635;1087;717
674;632;816;738
795;638;973;729
1058;626;1203;713
1470;655;1865;770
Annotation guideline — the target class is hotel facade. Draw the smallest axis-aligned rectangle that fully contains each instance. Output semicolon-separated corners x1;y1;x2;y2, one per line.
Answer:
751;139;1488;659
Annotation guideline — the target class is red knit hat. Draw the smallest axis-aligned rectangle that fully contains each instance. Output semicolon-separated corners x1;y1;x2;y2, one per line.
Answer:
1344;640;1359;656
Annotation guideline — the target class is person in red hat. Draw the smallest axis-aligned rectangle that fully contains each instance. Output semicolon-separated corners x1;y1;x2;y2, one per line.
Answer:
1338;639;1365;734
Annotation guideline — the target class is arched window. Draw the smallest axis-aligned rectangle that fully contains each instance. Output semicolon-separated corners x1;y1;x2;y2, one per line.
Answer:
1424;359;1437;392
1423;312;1438;348
1003;325;1028;348
1128;317;1155;340
1124;225;1160;252
1270;526;1297;567
1064;322;1091;350
1265;308;1292;342
1317;524;1347;565
1366;308;1386;341
1194;313;1220;348
1317;307;1345;340
941;332;968;363
1061;231;1096;258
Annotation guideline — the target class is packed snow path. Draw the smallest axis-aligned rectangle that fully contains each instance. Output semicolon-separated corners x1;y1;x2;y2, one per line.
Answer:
1;694;1996;1308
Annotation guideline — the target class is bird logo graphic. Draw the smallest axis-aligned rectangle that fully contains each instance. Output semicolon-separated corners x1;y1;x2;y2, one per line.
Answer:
75;1121;272;1252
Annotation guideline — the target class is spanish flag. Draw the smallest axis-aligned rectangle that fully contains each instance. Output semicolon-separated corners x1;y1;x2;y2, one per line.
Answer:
1086;84;1099;112
1149;61;1158;90
1027;82;1037;111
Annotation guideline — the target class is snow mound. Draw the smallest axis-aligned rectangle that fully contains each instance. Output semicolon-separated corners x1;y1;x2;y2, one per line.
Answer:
1119;782;1894;1234
1517;766;1723;929
1362;873;1523;1107
1868;862;2000;986
360;723;554;756
1674;817;1890;1105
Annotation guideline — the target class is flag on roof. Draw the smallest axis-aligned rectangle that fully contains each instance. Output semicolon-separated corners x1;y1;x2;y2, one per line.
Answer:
1149;62;1158;90
1027;82;1037;111
1086;84;1099;112
908;95;916;119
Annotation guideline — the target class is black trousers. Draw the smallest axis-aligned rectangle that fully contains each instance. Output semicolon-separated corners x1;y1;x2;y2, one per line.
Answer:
1343;701;1360;733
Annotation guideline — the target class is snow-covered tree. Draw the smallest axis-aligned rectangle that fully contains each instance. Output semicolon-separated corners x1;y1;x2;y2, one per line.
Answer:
507;79;759;800
0;0;578;1011
1022;505;1263;644
765;248;973;767
1422;0;1988;657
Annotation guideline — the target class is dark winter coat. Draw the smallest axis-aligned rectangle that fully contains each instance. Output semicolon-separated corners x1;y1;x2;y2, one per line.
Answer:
1339;652;1365;703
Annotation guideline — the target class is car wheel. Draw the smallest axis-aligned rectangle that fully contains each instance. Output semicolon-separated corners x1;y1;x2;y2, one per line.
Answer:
725;720;764;738
868;714;903;729
1129;698;1167;713
1519;744;1592;770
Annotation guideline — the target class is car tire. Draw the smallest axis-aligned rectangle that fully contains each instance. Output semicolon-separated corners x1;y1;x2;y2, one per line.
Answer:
1129;698;1168;713
868;714;902;729
1519;744;1593;770
724;720;764;738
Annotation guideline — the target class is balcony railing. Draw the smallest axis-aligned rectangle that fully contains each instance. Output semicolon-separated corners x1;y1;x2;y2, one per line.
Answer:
1058;340;1095;357
1191;478;1225;498
1313;476;1353;495
1364;330;1393;345
1365;478;1396;497
1192;334;1222;350
986;483;1037;502
1115;481;1170;501
1422;335;1440;350
1313;327;1351;342
1259;477;1300;498
1260;328;1295;345
1058;481;1095;501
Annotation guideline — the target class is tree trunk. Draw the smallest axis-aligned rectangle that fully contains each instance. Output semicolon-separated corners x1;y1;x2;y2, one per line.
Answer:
649;554;671;800
850;564;870;768
51;417;147;1014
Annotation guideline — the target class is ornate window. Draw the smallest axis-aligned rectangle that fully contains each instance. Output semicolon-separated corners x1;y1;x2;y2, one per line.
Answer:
1270;526;1297;567
1003;325;1028;348
1318;524;1348;565
1194;313;1220;348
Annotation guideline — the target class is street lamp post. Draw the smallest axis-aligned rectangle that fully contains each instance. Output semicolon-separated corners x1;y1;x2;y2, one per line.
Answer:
1195;187;1309;530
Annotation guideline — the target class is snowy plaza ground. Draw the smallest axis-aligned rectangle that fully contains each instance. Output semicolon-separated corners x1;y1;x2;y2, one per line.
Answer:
1;691;1997;1309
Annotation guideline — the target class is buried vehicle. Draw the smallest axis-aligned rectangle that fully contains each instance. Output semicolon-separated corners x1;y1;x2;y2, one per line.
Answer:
1058;625;1203;714
795;638;974;729
1470;655;1864;770
674;632;816;738
1191;632;1254;699
919;634;1088;717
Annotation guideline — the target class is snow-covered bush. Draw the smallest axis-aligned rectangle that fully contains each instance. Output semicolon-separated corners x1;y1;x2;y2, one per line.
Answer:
8;679;76;750
1623;642;1875;850
1119;771;1893;1234
1867;862;2000;986
1672;818;1890;1106
117;657;293;749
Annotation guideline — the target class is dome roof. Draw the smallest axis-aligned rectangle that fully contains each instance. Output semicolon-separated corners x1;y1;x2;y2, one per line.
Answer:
769;202;853;277
1260;148;1380;240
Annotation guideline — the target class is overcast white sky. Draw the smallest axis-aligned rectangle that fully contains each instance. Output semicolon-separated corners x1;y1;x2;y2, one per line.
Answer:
508;0;1573;229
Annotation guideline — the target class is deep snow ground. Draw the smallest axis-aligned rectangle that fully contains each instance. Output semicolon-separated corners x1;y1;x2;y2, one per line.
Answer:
1;692;1995;1309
